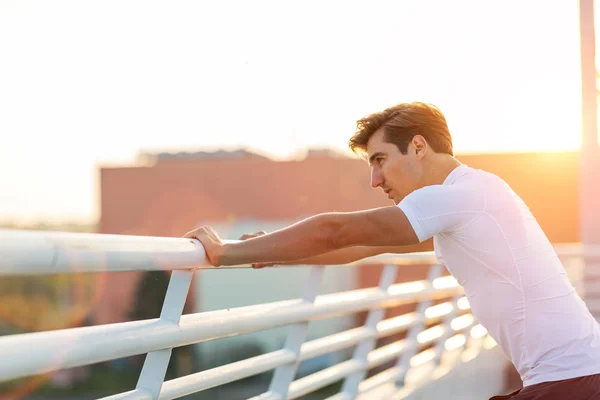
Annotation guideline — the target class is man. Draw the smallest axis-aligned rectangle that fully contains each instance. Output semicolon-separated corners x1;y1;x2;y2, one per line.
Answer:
185;102;600;399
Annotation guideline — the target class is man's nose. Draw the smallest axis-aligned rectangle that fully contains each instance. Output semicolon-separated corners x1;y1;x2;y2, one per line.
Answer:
371;169;383;189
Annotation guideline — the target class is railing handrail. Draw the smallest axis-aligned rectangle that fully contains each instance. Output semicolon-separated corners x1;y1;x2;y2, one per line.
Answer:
0;228;441;275
0;229;206;275
2;229;597;276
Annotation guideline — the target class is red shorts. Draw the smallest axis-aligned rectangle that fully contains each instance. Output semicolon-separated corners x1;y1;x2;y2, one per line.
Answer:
490;373;600;399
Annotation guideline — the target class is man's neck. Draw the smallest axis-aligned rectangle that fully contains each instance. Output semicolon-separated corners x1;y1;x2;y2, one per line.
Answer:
423;156;462;186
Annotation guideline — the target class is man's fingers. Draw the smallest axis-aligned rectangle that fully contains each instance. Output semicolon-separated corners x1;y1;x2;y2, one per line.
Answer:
252;262;275;269
239;231;267;240
183;225;214;239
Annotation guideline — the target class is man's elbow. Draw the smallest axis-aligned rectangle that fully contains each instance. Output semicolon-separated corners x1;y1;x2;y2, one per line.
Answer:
315;213;359;251
313;214;348;252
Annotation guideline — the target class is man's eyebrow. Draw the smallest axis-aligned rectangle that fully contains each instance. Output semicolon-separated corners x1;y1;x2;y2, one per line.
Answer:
368;152;385;165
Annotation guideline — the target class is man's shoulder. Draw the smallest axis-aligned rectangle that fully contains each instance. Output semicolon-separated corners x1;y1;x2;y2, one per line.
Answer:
455;166;506;189
402;175;487;212
456;167;523;211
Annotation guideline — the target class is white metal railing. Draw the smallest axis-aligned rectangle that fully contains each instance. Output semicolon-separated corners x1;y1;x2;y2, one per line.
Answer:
0;229;592;399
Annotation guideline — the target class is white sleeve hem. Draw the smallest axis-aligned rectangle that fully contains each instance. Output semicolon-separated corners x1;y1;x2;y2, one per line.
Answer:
397;201;428;243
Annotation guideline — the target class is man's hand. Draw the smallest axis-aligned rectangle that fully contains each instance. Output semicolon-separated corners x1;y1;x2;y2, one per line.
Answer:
238;231;275;269
184;226;225;266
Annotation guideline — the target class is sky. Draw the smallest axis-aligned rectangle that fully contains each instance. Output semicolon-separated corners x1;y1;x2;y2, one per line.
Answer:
0;0;592;224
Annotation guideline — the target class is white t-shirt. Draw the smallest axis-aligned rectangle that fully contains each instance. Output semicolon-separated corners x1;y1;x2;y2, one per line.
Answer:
398;164;600;387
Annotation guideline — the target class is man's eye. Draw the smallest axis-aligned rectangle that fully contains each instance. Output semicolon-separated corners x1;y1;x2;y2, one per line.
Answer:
376;158;384;165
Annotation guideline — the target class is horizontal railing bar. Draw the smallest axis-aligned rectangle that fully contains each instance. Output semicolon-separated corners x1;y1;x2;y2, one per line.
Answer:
99;389;153;400
324;393;352;400
364;356;426;398
0;229;208;275
367;339;415;370
299;327;373;362
357;365;406;395
247;391;283;400
0;282;462;382
158;350;296;400
288;359;363;399
0;229;441;275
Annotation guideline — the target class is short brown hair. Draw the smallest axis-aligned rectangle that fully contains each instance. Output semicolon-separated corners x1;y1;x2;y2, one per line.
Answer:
348;102;453;156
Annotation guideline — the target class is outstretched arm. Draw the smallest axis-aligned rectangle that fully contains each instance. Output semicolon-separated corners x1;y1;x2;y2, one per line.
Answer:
184;206;419;266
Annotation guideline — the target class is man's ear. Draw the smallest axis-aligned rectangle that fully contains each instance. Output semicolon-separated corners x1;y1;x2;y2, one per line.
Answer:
412;135;428;158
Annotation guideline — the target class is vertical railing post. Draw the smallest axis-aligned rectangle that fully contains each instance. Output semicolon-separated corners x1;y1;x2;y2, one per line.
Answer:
393;263;443;387
266;266;325;398
339;263;398;398
135;269;194;399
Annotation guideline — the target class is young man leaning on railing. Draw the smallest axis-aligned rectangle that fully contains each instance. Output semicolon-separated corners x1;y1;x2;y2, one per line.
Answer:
185;102;600;399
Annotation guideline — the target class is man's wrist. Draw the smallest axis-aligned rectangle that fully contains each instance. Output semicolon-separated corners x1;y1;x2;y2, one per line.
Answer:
213;243;229;266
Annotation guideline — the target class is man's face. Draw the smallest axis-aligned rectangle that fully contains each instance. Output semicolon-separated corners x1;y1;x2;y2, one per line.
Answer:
366;128;423;204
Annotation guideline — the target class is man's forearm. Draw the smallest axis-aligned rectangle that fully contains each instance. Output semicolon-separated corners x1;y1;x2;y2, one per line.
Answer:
274;246;380;266
275;245;416;266
217;214;339;266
